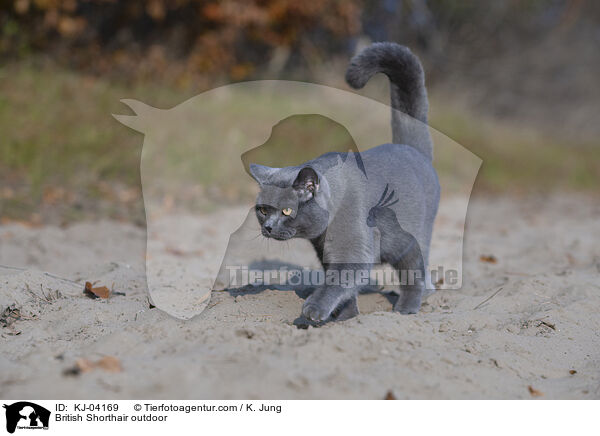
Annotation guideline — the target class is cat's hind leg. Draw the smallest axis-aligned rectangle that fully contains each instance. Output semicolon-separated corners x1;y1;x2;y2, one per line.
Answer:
393;280;423;314
382;235;426;315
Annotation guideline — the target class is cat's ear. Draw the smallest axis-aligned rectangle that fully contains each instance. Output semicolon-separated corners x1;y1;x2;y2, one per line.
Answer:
249;164;277;185
293;167;319;197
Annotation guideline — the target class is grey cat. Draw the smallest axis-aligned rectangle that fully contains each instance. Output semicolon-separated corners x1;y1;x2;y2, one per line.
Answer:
249;42;440;323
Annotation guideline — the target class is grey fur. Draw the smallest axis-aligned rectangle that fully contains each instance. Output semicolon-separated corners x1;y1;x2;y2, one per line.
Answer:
250;43;440;323
367;185;425;314
346;42;433;161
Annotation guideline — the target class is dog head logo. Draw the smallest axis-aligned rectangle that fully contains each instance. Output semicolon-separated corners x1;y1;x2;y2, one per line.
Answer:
3;402;50;433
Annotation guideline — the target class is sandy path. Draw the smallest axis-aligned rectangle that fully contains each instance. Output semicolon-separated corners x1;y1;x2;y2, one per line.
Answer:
1;194;599;399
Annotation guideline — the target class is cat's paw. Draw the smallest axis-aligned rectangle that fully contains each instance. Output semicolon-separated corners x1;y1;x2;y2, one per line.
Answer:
393;298;421;314
393;290;422;315
302;301;332;322
396;306;419;315
292;316;324;329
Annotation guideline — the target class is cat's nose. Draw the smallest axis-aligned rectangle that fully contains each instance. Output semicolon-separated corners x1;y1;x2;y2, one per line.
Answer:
264;225;272;233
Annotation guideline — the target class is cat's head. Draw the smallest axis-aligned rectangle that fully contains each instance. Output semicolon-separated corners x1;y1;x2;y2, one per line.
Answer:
249;164;329;240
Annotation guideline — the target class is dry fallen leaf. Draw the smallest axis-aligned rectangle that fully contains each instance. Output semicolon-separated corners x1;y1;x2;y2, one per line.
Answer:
83;281;110;299
75;358;95;374
84;282;96;298
528;385;543;397
96;356;122;373
91;286;110;298
65;356;122;376
569;370;577;375
384;390;397;400
480;255;498;264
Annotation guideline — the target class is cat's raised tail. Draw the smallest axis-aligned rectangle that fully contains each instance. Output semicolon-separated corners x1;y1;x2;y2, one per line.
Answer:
345;42;433;161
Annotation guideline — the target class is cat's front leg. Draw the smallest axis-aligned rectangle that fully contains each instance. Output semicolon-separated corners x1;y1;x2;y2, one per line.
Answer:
302;284;356;322
302;264;366;322
331;296;359;321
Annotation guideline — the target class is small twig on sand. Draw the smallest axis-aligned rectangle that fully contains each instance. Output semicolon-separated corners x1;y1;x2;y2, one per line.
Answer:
539;320;556;330
0;263;79;286
0;264;26;272
474;287;504;310
42;272;79;285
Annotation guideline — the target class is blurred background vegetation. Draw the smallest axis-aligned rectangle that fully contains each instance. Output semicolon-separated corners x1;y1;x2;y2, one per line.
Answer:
0;0;598;225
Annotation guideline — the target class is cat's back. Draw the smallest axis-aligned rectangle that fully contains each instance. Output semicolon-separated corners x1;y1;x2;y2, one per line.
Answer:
362;143;439;214
362;142;429;166
309;143;438;196
363;143;437;184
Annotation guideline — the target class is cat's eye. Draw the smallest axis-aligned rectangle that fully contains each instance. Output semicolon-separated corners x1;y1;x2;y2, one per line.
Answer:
258;207;267;215
282;208;293;216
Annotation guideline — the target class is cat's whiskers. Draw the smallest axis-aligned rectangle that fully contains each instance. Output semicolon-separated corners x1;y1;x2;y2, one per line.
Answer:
241;232;263;243
260;233;270;251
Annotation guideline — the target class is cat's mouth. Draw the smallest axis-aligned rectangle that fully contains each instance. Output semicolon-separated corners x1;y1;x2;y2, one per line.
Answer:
261;228;296;240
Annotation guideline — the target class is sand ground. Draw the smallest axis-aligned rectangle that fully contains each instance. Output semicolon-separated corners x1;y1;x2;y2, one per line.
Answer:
1;194;599;399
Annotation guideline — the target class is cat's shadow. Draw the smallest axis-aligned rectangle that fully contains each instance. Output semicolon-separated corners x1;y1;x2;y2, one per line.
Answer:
223;259;400;328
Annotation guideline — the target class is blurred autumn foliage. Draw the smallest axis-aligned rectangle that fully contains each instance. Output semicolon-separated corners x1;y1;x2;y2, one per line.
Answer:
1;0;362;82
1;0;599;225
2;0;599;85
